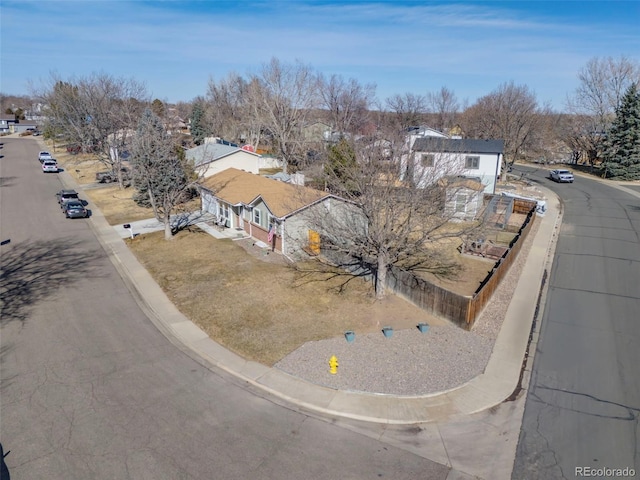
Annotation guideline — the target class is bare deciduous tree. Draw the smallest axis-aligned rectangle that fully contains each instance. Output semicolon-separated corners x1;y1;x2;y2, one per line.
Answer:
461;81;541;171
300;130;477;300
318;74;376;135
245;58;319;173
206;73;251;144
564;56;640;166
38;72;148;187
427;86;459;132
385;93;429;130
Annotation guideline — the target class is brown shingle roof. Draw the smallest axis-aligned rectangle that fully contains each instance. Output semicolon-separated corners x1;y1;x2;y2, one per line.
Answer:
199;168;329;218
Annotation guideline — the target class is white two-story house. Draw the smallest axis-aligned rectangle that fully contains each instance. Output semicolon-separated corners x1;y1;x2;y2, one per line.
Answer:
400;135;504;221
408;137;504;195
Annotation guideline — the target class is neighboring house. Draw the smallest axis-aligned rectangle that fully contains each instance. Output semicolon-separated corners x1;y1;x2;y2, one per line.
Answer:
186;142;280;178
0;115;16;134
407;137;504;195
406;125;448;148
199;168;352;258
11;121;39;134
165;108;187;134
0;115;36;134
302;121;332;142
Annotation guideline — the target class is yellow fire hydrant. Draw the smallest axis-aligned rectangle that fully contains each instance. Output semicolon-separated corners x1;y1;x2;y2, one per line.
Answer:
329;355;339;375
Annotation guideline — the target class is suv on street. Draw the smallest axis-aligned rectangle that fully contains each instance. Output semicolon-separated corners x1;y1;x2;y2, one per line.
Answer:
56;189;80;208
550;169;574;183
39;151;53;163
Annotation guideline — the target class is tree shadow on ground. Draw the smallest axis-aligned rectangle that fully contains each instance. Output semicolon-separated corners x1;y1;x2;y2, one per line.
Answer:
0;176;18;187
171;210;209;235
0;238;104;325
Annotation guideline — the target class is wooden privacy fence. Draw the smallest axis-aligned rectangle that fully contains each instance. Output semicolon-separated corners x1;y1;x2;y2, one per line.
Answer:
386;201;538;330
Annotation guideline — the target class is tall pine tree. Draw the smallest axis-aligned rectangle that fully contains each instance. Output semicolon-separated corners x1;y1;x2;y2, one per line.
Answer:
602;83;640;180
190;100;207;146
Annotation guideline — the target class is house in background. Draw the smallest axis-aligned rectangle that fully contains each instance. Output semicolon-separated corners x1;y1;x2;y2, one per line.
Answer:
407;137;504;195
0;115;38;134
199;168;352;258
0;115;16;134
405;125;449;150
186;139;281;179
301;120;332;142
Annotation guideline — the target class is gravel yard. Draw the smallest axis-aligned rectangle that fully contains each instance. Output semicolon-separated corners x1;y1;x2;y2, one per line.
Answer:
274;218;540;396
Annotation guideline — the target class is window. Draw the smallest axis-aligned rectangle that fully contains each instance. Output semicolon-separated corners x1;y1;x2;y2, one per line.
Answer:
455;194;468;213
420;154;434;167
218;203;229;219
465;156;480;169
253;208;262;226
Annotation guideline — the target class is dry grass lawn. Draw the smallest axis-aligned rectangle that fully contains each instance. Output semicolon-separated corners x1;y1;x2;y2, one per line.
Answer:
50;148;106;185
84;186;155;225
127;228;455;366
44;141;503;364
45;141;198;225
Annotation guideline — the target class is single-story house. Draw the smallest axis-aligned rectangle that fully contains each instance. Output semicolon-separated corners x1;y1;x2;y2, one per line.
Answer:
0;115;16;134
0;116;38;134
186;142;280;178
407;137;504;195
199;168;354;258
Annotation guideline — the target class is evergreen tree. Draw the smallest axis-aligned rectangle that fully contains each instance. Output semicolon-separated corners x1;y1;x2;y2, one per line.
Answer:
602;83;640;180
131;109;193;239
324;138;359;195
190;100;207;145
151;98;165;118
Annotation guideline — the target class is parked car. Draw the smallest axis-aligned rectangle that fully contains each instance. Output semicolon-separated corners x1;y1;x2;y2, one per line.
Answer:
39;151;53;162
95;167;132;185
550;169;574;183
56;189;80;207
63;201;88;218
95;171;118;183
42;160;58;173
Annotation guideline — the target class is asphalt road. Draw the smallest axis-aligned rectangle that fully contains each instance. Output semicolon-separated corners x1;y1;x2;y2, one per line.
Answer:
511;166;640;478
0;137;450;479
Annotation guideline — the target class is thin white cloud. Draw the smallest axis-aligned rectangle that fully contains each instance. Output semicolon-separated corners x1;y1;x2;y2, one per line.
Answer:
1;0;638;108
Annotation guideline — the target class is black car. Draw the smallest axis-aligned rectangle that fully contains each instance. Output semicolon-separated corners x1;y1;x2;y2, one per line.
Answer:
63;201;88;218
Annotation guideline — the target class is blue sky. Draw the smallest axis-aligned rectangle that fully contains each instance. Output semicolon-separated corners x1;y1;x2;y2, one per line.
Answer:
1;0;638;111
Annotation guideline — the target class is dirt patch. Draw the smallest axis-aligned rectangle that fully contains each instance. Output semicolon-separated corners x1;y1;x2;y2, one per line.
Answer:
415;254;495;297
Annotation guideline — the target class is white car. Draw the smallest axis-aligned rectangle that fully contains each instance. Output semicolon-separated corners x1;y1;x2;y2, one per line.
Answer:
42;160;58;173
550;169;574;183
38;151;53;163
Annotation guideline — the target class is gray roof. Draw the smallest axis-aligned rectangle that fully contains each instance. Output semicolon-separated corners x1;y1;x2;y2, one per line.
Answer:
413;137;504;154
264;172;292;182
186;143;242;166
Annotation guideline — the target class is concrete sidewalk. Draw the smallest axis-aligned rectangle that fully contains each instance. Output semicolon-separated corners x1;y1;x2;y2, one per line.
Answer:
60;165;561;424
